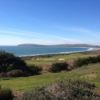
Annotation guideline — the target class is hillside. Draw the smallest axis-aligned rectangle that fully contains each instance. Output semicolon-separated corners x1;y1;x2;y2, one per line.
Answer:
18;43;100;48
0;50;100;100
0;50;100;92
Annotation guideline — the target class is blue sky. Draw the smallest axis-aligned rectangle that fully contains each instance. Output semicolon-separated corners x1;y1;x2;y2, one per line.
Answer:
0;0;100;45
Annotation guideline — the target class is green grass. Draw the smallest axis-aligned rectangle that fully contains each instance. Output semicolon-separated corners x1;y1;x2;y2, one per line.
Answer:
0;63;100;92
24;52;98;66
0;51;100;94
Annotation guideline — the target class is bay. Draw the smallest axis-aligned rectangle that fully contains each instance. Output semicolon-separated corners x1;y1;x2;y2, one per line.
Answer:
0;46;90;57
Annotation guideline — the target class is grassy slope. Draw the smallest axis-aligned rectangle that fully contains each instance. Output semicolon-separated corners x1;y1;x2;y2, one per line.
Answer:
0;51;100;93
0;63;100;93
24;51;99;66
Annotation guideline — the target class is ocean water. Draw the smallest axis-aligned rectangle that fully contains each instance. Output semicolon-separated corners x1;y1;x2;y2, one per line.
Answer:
0;46;90;57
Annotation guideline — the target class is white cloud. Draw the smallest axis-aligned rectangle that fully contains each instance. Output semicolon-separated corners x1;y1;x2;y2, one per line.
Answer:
62;27;100;37
0;35;81;45
55;26;100;45
0;29;82;45
0;27;99;45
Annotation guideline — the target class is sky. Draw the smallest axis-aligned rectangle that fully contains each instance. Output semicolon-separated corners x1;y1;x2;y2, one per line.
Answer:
0;0;100;45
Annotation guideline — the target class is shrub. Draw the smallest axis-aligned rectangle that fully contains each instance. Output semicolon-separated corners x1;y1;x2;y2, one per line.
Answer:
20;80;99;100
45;80;96;99
20;88;57;100
0;72;7;77
0;87;14;100
0;51;26;72
74;55;100;67
0;51;42;77
29;65;42;75
6;70;27;77
49;62;69;72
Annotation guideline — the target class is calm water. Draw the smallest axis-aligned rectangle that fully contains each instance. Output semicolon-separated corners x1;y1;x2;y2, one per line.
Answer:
0;46;89;56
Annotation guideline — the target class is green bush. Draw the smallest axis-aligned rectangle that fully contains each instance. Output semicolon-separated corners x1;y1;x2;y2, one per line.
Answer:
49;62;69;72
29;65;42;75
0;51;42;77
20;80;99;100
0;51;26;72
74;55;100;67
0;87;14;100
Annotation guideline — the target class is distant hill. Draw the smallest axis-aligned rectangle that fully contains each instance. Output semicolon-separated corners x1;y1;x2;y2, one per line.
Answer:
18;44;46;47
52;44;100;48
18;44;100;48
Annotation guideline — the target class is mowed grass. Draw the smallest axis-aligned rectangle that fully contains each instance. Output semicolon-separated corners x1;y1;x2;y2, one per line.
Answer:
0;63;100;92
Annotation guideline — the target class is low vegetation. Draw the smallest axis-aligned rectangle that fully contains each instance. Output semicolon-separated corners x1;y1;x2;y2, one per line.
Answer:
24;51;100;67
44;55;100;73
29;65;42;75
0;86;14;100
0;51;41;77
0;51;100;99
49;62;69;72
19;80;99;100
74;55;100;67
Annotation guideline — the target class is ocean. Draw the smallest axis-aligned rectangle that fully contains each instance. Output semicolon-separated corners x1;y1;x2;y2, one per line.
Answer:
0;46;91;57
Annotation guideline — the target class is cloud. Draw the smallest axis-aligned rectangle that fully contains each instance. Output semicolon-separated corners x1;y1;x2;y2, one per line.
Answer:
0;34;81;45
0;27;99;45
0;30;37;38
55;26;100;44
0;29;82;45
62;27;100;38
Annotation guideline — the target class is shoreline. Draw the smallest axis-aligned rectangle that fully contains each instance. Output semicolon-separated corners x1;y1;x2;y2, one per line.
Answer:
20;47;100;58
